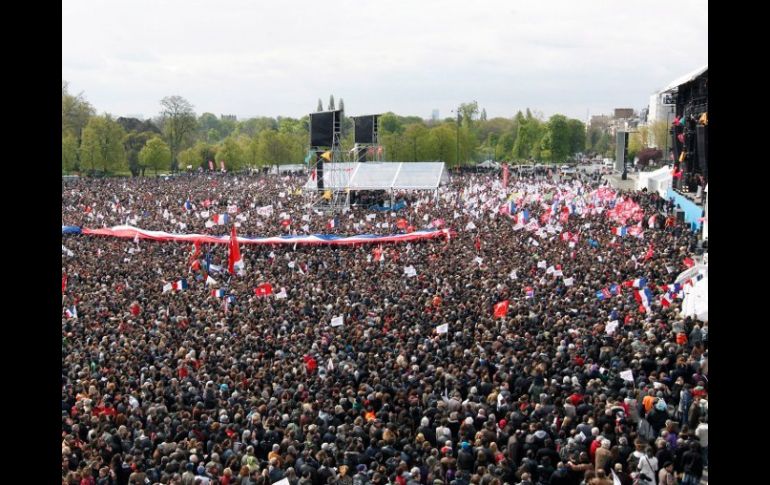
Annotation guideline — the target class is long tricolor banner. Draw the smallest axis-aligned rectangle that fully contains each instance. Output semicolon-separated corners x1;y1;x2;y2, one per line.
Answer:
65;225;452;246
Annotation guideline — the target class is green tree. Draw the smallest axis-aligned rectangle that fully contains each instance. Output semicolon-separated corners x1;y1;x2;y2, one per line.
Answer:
317;99;323;112
649;120;669;150
62;81;95;141
480;108;487;121
124;131;154;176
216;136;245;171
328;95;335;111
62;133;79;173
547;115;571;162
139;137;172;175
379;112;404;135
428;124;457;165
586;126;603;152
159;95;197;172
459;101;479;129
80;115;127;174
628;132;643;161
197;113;221;140
497;132;515;160
566;119;586;157
402;123;429;162
595;132;614;157
257;129;291;166
512;117;544;160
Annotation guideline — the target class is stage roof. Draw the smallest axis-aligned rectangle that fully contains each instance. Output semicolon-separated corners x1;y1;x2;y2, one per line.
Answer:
304;162;446;191
661;65;708;93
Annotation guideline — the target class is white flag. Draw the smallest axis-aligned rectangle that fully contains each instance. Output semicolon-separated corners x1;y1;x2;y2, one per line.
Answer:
330;315;344;327
273;478;290;485
275;288;288;299
545;265;554;274
606;320;619;335
619;369;634;382
205;275;218;286
162;283;173;293
537;260;547;269
436;323;449;334
611;470;622;485
404;265;417;277
564;277;574;286
509;270;518;280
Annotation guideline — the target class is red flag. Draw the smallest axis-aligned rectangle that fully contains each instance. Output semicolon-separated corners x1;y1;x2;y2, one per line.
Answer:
281;219;291;227
396;218;408;230
254;283;273;297
683;257;695;268
502;163;509;188
493;300;509;318
644;244;654;262
475;237;482;252
129;302;141;316
189;241;201;266
228;225;242;274
62;274;68;294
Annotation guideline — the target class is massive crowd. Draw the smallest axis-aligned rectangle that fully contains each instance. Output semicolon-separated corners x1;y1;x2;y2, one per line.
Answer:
62;169;708;485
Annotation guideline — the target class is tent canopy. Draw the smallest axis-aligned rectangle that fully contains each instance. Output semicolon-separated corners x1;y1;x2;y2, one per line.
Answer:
305;162;446;191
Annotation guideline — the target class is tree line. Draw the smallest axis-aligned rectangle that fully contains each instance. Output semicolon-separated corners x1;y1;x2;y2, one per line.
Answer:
63;83;616;176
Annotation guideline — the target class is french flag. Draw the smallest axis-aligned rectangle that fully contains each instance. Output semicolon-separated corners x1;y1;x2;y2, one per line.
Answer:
211;289;225;298
660;293;672;308
172;279;188;291
524;287;534;298
634;288;653;311
609;284;622;296
612;226;627;237
65;306;78;319
213;214;230;225
183;200;193;211
624;277;647;288
327;217;339;229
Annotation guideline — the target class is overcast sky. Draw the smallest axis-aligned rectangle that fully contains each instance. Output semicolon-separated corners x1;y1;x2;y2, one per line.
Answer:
62;0;707;122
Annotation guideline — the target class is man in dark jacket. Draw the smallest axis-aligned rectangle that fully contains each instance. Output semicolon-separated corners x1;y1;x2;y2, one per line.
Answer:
680;442;703;484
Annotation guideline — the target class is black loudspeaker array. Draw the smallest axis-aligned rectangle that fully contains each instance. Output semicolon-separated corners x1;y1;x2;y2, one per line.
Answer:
696;125;708;178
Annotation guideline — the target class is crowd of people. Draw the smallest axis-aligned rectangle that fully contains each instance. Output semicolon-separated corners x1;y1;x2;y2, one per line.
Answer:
62;169;708;485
